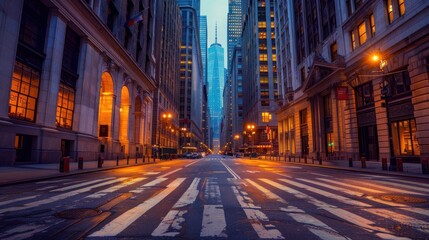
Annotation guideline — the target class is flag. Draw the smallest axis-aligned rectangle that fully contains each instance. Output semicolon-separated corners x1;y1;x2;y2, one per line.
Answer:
124;12;143;27
265;124;271;134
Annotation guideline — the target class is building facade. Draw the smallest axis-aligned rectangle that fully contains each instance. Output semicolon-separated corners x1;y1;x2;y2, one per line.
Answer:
230;45;244;153
242;0;279;155
152;0;182;158
0;0;157;165
276;0;429;172
227;0;242;71
178;2;205;153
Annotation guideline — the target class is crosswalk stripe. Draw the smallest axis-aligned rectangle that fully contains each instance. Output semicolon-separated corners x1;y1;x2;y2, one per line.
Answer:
348;180;426;196
90;178;186;237
370;179;429;193
221;161;241;179
86;177;146;199
152;178;201;237
260;179;407;240
232;186;284;239
316;178;385;193
130;178;167;193
388;178;429;188
50;178;114;192
200;205;227;237
0;195;39;207
246;179;348;240
299;178;429;217
0;178;126;214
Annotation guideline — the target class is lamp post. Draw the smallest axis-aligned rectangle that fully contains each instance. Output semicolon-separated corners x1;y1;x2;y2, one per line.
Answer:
234;134;240;155
158;112;172;159
372;53;395;170
246;124;256;158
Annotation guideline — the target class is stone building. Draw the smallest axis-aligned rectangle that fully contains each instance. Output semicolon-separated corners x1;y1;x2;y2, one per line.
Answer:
275;0;429;172
0;0;158;165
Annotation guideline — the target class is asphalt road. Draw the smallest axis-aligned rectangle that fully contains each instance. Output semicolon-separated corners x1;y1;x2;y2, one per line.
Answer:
0;155;428;239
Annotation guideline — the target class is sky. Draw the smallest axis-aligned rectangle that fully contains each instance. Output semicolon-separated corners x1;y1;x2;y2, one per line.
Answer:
200;0;228;68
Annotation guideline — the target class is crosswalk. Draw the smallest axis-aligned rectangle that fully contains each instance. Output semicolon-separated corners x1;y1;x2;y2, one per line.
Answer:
0;173;428;239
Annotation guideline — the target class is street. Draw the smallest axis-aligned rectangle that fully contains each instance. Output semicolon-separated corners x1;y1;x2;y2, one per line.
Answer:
0;155;428;240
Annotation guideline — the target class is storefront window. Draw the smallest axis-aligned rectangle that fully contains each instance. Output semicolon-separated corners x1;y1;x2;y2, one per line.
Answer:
391;119;420;156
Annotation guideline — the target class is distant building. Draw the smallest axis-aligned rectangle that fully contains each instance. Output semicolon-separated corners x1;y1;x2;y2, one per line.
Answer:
0;0;157;165
199;15;211;150
178;1;205;152
230;45;244;153
275;0;429;173
227;0;242;71
242;0;279;155
221;68;233;153
207;29;225;153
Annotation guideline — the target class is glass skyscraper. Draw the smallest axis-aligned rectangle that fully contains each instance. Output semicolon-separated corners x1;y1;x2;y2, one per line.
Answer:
208;31;225;153
227;0;242;70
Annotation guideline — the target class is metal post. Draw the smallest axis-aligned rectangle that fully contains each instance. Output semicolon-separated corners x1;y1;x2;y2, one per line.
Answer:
127;156;129;165
116;156;119;166
78;157;83;170
349;157;353;167
360;156;366;168
382;158;387;170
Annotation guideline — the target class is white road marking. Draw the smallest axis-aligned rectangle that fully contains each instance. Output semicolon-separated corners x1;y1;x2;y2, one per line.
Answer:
130;178;167;194
204;178;222;204
50;178;114;192
36;186;57;191
0;178;126;214
246;179;348;240
220;161;241;179
316;178;385;194
232;186;284;239
0;223;50;240
200;205;227;237
144;172;160;175
185;160;200;168
0;195;39;207
36;179;69;184
350;180;426;196
86;177;146;199
246;170;260;174
260;179;407;240
388;179;429;188
371;179;429;193
152;178;201;237
159;168;183;178
90;178;186;237
309;173;331;178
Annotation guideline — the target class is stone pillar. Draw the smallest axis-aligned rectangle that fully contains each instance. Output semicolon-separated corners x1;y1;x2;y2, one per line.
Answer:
36;11;67;127
0;0;24;118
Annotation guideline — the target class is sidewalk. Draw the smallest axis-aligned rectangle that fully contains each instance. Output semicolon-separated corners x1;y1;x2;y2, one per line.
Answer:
0;157;160;186
258;155;429;179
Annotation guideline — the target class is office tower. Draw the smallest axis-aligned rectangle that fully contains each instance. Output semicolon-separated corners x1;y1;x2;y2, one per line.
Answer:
227;0;242;70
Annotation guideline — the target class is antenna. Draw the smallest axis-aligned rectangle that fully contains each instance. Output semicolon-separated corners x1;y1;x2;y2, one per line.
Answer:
215;22;218;43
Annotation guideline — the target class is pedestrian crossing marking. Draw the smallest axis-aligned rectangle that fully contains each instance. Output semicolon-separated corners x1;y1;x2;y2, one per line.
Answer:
86;177;146;199
316;178;386;194
90;178;185;237
51;178;114;192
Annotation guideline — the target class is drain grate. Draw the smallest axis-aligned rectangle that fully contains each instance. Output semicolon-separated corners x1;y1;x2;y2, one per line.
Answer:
378;195;428;204
56;208;101;219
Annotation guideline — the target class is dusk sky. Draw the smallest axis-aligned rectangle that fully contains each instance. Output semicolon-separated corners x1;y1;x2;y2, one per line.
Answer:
201;0;228;68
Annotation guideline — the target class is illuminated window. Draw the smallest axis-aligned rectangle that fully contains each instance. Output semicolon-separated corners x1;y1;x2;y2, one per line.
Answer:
358;21;367;45
272;54;276;61
259;54;268;61
387;0;394;23
260;65;268;72
56;84;75;128
259;32;267;39
370;14;376;37
392;119;420;156
260;76;269;83
258;21;266;28
262;112;271;122
9;62;40;121
398;0;405;16
351;31;356;50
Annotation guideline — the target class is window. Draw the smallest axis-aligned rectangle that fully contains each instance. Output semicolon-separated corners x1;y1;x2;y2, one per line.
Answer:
398;0;405;16
262;112;271;123
330;42;338;62
351;31;356;50
56;84;75;128
299;108;307;125
358;21;367;45
387;0;394;24
392;119;420;156
385;70;411;97
9;62;40;121
355;82;374;108
370;14;376;37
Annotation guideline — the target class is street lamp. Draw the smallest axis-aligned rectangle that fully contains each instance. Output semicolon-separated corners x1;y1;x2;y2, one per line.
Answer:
158;112;172;159
246;124;256;158
372;53;395;170
234;134;240;154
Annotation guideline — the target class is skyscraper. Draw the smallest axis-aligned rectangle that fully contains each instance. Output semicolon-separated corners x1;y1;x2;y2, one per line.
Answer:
177;1;204;152
200;16;208;85
242;0;278;155
227;0;242;70
207;27;225;153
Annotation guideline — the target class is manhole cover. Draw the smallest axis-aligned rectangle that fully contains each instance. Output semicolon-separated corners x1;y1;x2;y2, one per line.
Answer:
378;195;428;204
56;208;101;219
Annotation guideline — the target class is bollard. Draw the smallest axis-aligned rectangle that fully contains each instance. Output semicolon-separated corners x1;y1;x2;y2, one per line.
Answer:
127;156;129;165
60;156;70;173
143;155;146;163
312;157;315;164
348;158;353;167
293;156;296;162
360;156;366;168
135;155;138;164
382;158;387;171
422;157;429;174
397;157;403;172
318;157;322;165
98;156;103;168
304;156;307;164
116;156;119;166
78;157;83;170
288;156;291;162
